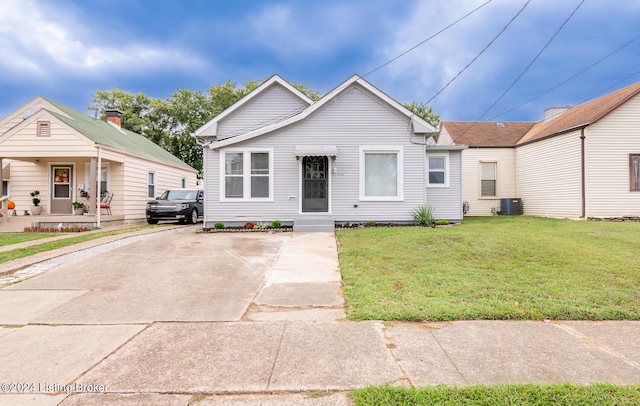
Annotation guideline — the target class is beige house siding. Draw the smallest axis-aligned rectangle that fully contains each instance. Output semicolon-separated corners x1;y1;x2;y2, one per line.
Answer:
584;96;640;217
516;131;583;218
3;160;43;213
0;97;69;136
461;148;517;216
0;112;95;157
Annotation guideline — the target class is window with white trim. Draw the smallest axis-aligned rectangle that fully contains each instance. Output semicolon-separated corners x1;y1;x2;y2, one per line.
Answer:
480;162;497;197
427;153;449;187
631;154;640;191
221;149;273;200
148;170;156;198
359;146;404;201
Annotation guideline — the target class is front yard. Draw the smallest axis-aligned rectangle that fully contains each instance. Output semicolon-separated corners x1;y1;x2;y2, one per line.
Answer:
337;216;640;321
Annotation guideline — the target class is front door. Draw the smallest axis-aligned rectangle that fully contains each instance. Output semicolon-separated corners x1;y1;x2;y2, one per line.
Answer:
50;166;73;214
302;156;328;212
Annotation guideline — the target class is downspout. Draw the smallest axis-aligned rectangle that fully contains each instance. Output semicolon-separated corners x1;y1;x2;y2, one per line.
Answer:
580;128;586;219
97;147;102;228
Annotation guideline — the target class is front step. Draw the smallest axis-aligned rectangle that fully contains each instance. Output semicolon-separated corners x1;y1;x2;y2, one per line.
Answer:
293;216;335;232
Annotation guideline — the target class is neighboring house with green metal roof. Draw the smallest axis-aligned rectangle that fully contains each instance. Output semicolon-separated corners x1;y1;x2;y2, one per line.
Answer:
0;97;197;229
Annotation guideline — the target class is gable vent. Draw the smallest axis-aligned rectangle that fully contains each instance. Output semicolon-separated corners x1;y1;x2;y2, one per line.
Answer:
37;121;50;137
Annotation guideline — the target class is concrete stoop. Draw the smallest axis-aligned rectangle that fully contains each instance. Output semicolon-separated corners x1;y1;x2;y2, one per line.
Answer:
293;216;335;232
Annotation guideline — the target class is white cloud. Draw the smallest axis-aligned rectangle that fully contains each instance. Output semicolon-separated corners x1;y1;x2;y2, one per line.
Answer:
0;0;208;80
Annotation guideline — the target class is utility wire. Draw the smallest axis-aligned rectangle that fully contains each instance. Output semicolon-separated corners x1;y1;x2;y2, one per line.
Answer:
488;31;640;120
426;0;531;105
363;0;492;77
458;0;585;140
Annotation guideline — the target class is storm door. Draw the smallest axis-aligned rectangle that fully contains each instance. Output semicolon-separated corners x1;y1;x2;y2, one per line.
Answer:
302;156;328;212
50;166;73;214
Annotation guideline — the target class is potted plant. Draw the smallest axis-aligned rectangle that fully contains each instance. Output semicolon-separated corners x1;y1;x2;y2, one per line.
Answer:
72;201;85;215
30;190;42;215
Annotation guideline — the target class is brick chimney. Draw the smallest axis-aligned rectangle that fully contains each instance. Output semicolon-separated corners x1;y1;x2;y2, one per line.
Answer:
105;109;123;127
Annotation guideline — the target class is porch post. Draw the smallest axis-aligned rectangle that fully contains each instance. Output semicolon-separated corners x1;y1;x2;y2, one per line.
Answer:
89;157;97;214
97;148;102;228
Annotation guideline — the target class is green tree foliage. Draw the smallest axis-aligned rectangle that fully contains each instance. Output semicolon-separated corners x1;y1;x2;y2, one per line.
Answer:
88;78;321;174
403;101;440;128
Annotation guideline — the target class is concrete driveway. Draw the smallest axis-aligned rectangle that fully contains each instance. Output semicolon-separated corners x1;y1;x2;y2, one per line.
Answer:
2;228;292;324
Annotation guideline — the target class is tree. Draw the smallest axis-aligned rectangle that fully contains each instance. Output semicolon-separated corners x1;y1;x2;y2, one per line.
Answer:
403;101;440;128
87;79;322;174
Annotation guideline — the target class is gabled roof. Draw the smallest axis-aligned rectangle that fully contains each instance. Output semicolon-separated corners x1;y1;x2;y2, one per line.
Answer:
205;74;439;149
42;99;195;171
441;121;535;147
441;81;640;147
517;81;640;144
194;75;313;137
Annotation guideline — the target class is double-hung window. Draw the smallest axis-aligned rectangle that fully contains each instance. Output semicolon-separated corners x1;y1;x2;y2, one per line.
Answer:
427;153;449;187
359;146;404;201
221;149;273;200
147;171;156;198
480;162;497;197
631;154;640;191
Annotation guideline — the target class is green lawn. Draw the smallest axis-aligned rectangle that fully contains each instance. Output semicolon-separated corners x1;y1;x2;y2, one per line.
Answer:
0;232;59;247
337;216;640;321
0;225;163;265
350;384;640;406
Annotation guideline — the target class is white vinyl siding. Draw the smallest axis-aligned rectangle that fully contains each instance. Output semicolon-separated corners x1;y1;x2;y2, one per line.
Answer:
220;149;274;201
217;85;308;139
359;146;403;201
480;162;497;197
583;95;640;217
516;131;582;218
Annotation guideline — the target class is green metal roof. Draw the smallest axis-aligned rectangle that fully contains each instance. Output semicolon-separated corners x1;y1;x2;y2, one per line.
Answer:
44;99;195;171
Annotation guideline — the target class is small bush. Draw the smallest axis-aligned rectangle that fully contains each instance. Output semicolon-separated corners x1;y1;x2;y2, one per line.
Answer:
412;205;435;227
364;220;377;228
271;220;282;228
244;221;255;229
435;219;449;226
214;222;224;229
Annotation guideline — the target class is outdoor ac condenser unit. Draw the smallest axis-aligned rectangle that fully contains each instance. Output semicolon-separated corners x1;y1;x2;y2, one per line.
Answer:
500;198;523;215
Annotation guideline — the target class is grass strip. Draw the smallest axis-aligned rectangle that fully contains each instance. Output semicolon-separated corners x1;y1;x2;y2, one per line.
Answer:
0;225;163;264
350;383;640;406
0;232;59;247
338;216;640;321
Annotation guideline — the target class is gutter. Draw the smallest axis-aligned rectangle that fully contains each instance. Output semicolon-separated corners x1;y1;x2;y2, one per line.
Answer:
580;127;586;219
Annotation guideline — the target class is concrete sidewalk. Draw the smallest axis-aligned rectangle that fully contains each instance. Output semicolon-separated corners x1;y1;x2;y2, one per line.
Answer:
0;230;639;406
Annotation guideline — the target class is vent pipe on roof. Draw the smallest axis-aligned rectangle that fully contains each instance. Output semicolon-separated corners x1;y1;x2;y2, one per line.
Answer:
105;109;123;127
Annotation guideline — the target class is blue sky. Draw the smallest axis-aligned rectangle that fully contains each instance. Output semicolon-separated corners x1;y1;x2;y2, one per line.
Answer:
1;0;640;123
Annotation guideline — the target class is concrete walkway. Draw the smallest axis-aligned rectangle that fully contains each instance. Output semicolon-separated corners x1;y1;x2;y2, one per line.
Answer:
0;229;638;405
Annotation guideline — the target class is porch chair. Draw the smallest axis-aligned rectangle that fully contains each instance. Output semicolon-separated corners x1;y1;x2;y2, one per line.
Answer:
100;192;114;215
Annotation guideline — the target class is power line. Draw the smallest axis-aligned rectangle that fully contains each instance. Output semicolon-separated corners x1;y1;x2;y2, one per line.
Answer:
488;31;640;120
426;0;531;105
459;0;585;140
363;1;492;78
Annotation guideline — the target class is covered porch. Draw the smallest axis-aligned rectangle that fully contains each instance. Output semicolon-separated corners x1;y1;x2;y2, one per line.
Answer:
0;154;122;231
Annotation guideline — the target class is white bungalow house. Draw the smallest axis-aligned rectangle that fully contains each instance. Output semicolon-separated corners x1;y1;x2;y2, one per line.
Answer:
0;97;198;230
439;81;640;219
194;74;466;231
